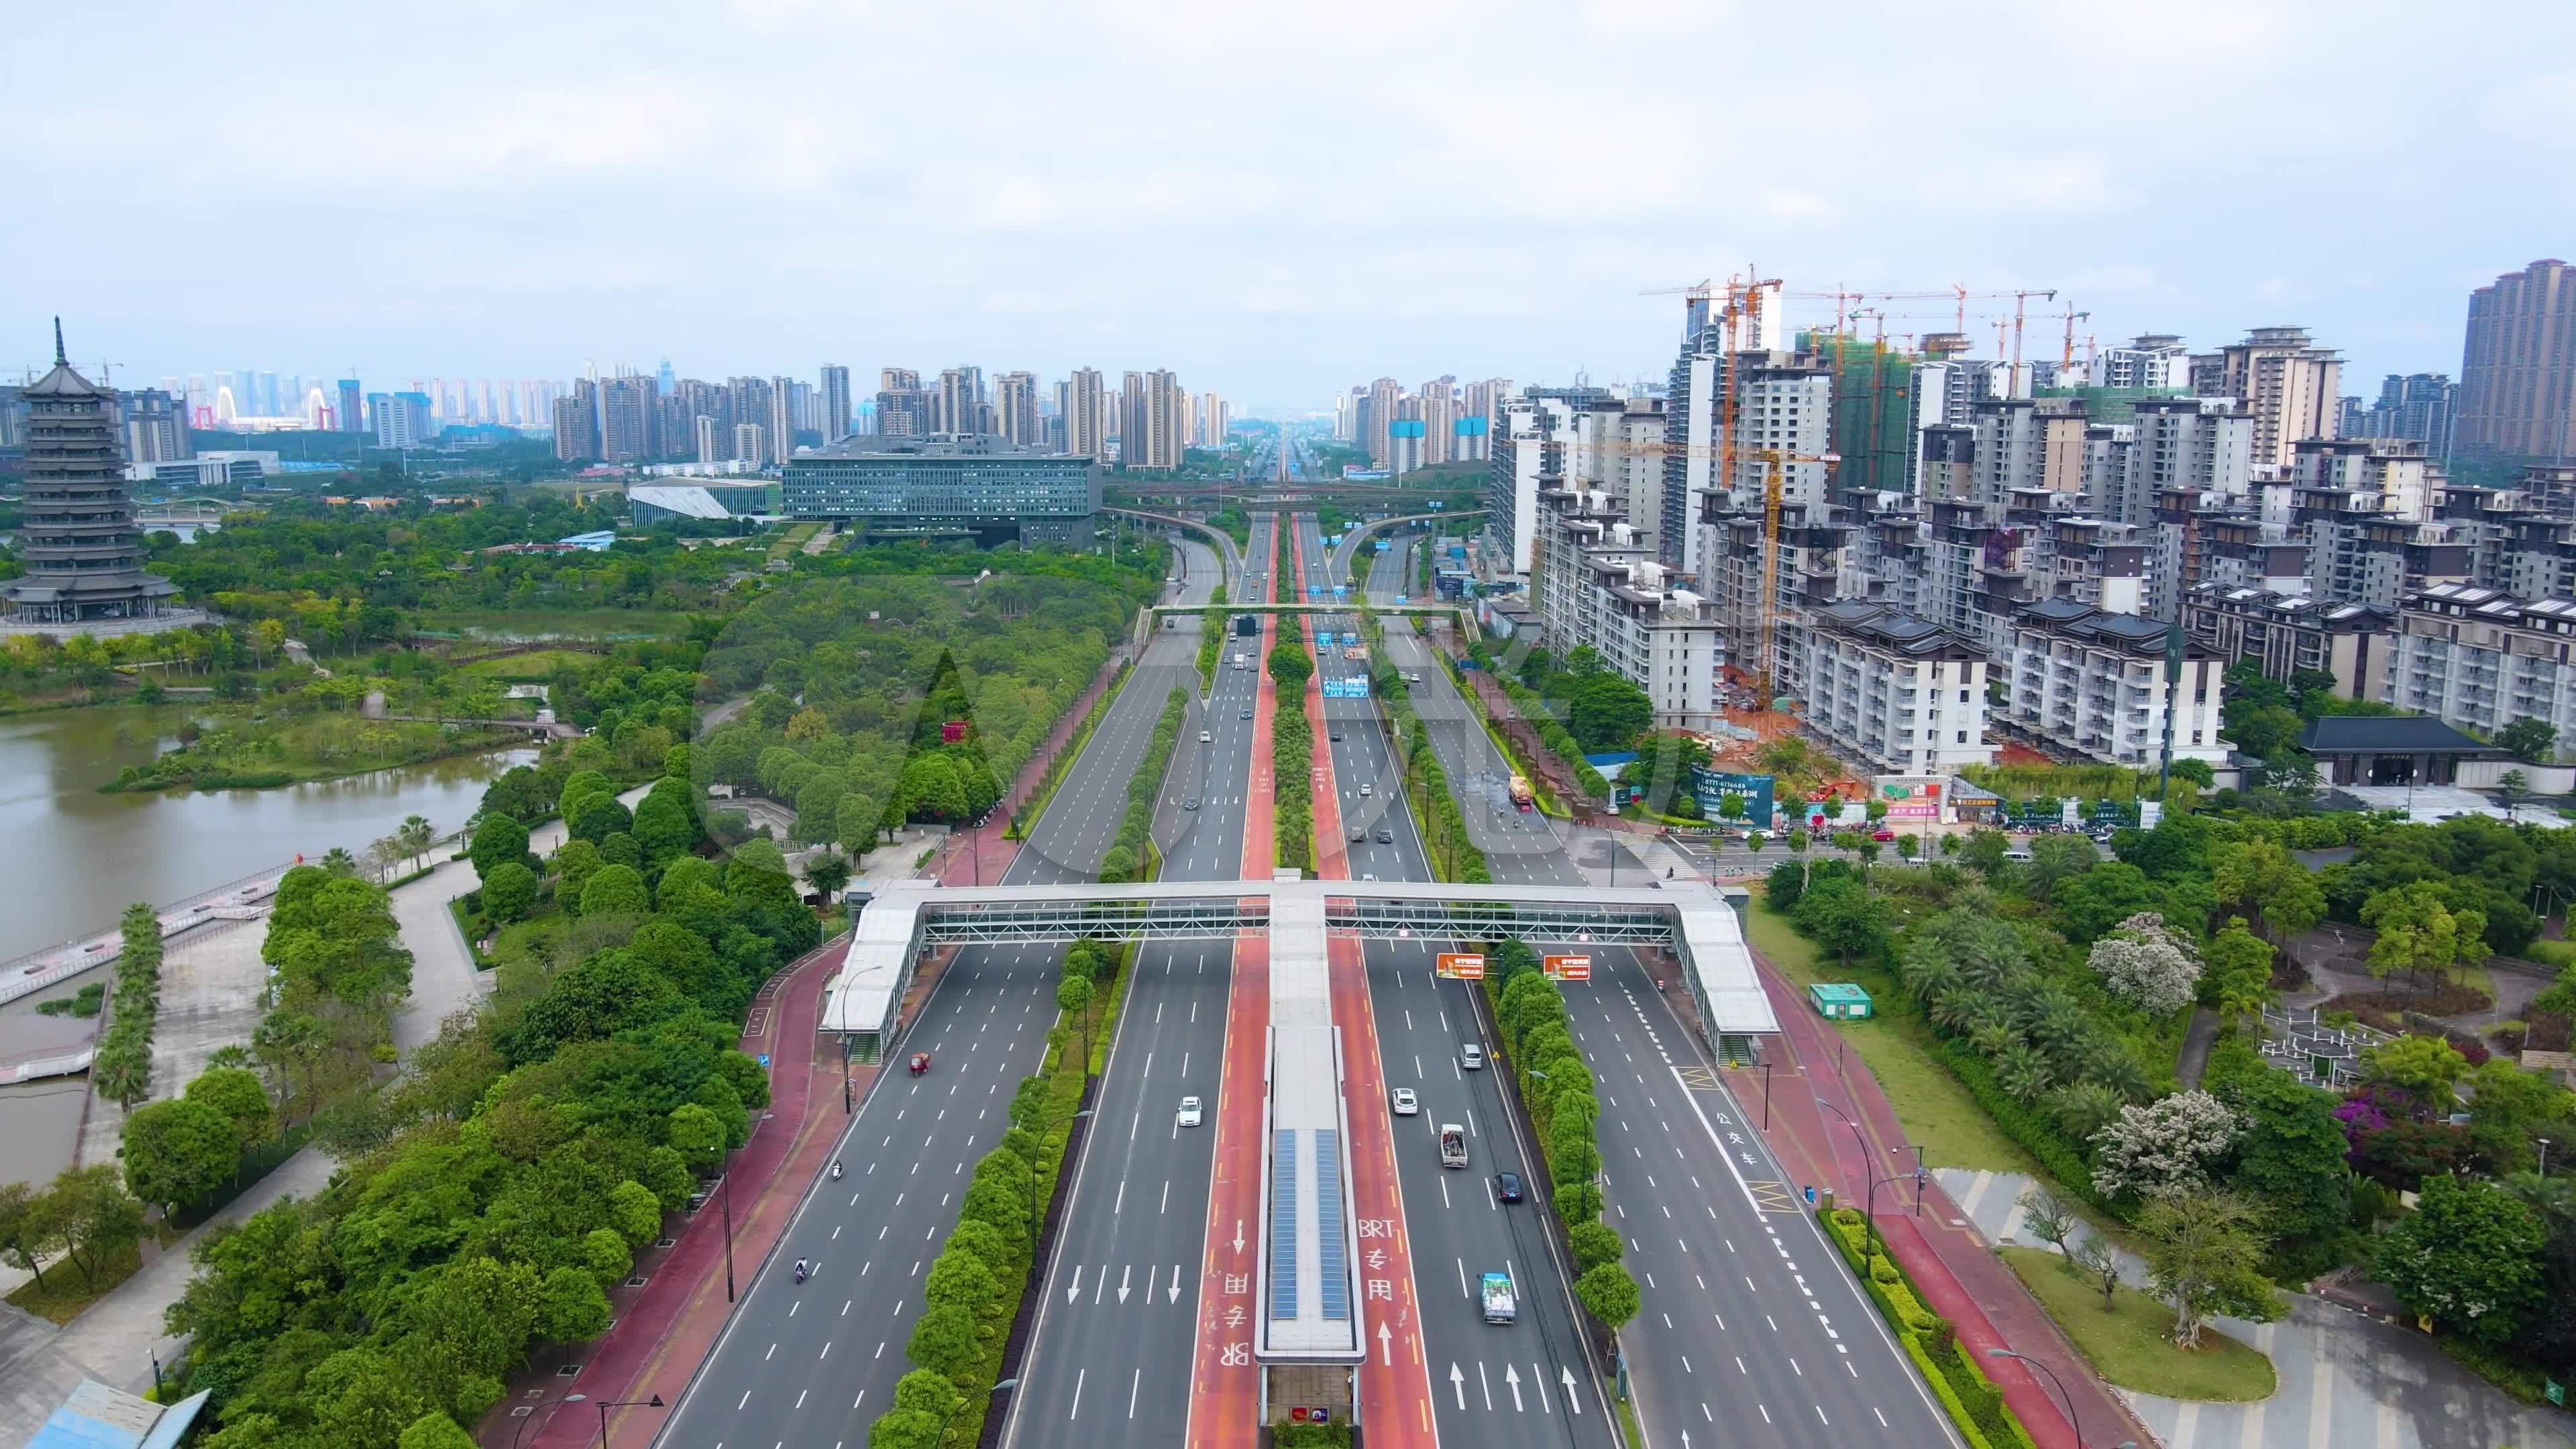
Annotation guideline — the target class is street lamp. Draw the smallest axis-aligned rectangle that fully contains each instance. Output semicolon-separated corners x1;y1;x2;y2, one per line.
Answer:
593;1394;663;1449
512;1394;584;1449
1025;1110;1093;1260
1815;1097;1908;1276
943;1371;1020;1433
1984;1348;2135;1449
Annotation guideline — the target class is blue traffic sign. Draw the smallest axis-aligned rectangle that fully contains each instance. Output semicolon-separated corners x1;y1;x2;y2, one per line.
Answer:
758;1053;772;1068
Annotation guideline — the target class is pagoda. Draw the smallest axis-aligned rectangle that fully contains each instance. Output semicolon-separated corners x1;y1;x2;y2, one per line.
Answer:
3;321;179;625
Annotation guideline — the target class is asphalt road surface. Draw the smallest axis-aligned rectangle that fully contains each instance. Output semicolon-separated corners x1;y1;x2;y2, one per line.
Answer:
658;532;1243;1449
1000;517;1275;1449
1307;515;1618;1449
1358;541;1963;1449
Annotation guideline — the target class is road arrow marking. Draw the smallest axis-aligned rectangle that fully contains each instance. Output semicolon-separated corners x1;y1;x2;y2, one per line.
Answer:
1170;1266;1184;1303
1505;1363;1524;1411
1449;1363;1466;1410
1118;1265;1132;1303
1378;1322;1393;1366
1234;1220;1246;1254
1562;1366;1584;1415
1067;1265;1083;1303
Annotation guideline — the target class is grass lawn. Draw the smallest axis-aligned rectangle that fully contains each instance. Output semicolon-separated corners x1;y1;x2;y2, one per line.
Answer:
457;647;599;681
1741;893;2032;1173
415;608;694;640
5;1240;156;1324
1999;1247;2276;1402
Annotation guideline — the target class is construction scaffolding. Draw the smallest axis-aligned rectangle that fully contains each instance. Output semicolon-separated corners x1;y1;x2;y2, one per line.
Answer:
1799;329;1914;500
2029;384;2190;425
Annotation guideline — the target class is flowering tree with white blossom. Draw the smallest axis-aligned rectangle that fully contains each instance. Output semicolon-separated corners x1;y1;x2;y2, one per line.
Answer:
2090;1089;2240;1200
2088;911;2202;1016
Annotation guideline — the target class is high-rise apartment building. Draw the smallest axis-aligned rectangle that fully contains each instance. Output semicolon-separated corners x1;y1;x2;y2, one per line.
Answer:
768;377;796;465
2347;373;2457;461
1141;370;1187;469
115;389;187;465
1362;377;1402;468
598;376;658;463
875;369;930;437
376;390;434;451
1065;368;1108;459
734;423;766;463
549;384;595;461
2458;260;2576;464
1196;390;1230;448
695;415;719;466
934;368;988;436
994;371;1039;446
2196;326;2341;471
335;379;362;435
1417;378;1457;466
2092;334;2192;392
819;365;852;443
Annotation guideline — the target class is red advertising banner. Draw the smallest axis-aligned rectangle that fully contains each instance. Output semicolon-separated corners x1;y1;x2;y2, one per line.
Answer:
1543;954;1592;981
1435;952;1485;979
941;720;968;743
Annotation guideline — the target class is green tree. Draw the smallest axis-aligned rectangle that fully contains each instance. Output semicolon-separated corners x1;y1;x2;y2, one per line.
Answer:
2216;1068;2353;1277
2458;1059;2576;1176
46;1164;146;1288
305;1346;435;1447
904;1301;983;1382
2014;1184;2078;1260
633;793;698;863
120;1097;239;1216
1566;1218;1624;1274
667;1102;725;1171
2204;918;2277;1026
1572;1263;1641;1329
183;1065;276;1153
580;863;651;918
2362;1034;2470;1108
570;794;634;844
606;1179;663;1246
923;1248;1004;1325
397;1412;480;1449
466;814;533;884
2375;1173;2547;1346
479;861;539;924
1791;878;1890;971
2361;881;2489;989
2498;717;2560;765
531;1265;611;1342
803;851;853;904
0;1181;61;1290
2135;1189;2284;1348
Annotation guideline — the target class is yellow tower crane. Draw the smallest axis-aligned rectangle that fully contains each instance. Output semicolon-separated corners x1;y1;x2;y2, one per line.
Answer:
1744;447;1839;706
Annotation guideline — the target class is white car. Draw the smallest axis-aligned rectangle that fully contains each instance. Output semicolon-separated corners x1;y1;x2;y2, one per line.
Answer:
1177;1095;1203;1128
1199;730;1213;743
1391;1087;1419;1116
1359;783;1373;796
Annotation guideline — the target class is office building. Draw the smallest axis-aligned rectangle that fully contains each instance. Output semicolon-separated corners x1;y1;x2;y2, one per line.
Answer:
783;435;1102;545
2384;583;2576;749
1803;600;1994;777
2458;260;2576;464
3;329;180;625
376;390;434;450
2182;584;2394;702
2196;325;2341;472
820;365;852;443
1992;598;2226;768
994;371;1039;447
630;480;775;525
1064;368;1108;459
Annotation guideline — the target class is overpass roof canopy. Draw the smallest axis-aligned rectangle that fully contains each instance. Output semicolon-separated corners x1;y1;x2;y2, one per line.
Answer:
826;877;1780;1036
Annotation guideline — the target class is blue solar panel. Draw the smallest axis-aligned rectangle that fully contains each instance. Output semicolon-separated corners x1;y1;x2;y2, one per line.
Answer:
1270;1130;1298;1320
1313;1129;1348;1320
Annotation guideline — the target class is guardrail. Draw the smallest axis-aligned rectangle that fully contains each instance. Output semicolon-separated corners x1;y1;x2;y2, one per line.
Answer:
0;863;298;1010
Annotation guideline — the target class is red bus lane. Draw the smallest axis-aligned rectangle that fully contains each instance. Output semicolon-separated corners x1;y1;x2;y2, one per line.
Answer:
1189;519;1278;1449
1293;524;1439;1448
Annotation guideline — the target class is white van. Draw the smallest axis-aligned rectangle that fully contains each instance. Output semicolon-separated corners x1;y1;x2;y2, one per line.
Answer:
2002;847;2034;862
1460;1043;1485;1070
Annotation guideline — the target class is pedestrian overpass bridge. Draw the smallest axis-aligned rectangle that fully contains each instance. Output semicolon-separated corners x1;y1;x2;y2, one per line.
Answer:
818;876;1778;1060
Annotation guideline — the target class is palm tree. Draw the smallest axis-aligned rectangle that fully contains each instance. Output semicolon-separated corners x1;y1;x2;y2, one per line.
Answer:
319;846;358;877
397;815;437;871
1996;1043;2055;1104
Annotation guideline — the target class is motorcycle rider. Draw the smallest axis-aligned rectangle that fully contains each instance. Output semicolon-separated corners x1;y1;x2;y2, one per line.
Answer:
794;1257;809;1282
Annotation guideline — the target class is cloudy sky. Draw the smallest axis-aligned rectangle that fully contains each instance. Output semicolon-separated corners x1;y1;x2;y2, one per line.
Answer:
7;0;2572;411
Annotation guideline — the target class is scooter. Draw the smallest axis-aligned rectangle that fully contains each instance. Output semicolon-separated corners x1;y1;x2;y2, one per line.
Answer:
794;1258;810;1284
830;1161;843;1181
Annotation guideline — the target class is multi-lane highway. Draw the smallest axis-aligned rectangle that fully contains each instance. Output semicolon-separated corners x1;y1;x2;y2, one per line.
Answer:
657;529;1239;1448
1347;524;1964;1448
1000;515;1277;1449
1300;515;1617;1449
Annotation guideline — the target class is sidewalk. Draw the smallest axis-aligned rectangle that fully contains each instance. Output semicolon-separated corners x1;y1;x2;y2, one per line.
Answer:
1733;950;2157;1449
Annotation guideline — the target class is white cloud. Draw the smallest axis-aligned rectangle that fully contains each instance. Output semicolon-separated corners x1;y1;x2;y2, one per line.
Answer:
1;0;2569;401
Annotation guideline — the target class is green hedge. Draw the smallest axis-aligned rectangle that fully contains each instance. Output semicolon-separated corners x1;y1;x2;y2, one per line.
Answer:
1193;583;1229;690
1817;1208;2039;1449
1926;1035;2111;1215
1272;634;1315;875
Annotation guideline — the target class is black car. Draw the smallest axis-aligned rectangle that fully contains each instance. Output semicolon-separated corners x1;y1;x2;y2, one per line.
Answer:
1330;730;1343;742
1240;708;1252;720
1375;826;1394;843
1493;1171;1524;1203
1184;797;1200;810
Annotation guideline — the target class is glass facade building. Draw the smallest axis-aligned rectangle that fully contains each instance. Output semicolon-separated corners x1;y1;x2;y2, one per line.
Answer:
783;434;1101;545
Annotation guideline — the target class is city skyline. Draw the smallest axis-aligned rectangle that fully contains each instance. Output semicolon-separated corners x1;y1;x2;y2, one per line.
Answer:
8;2;2572;405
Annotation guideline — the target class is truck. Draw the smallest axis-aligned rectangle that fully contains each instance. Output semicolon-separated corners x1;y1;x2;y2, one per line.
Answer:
1233;651;1249;670
1480;1271;1517;1324
1508;775;1534;811
1438;1124;1468;1169
1343;646;1365;662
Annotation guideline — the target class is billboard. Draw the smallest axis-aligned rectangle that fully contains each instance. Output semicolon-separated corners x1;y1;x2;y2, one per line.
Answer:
1342;466;1392;480
1543;954;1592;981
1689;768;1776;828
941;720;968;743
1872;775;1945;820
1435;952;1485;979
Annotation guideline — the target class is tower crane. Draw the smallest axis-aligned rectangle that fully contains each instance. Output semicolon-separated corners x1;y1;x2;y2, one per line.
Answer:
1746;447;1838;706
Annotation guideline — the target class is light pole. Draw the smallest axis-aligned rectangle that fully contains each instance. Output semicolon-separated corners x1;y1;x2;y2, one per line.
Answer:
1985;1347;2135;1449
593;1394;663;1448
1815;1097;1906;1276
513;1394;584;1449
719;1143;737;1303
1025;1110;1094;1260
2542;1138;2554;1177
